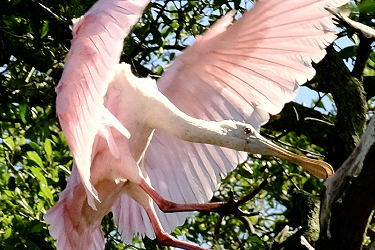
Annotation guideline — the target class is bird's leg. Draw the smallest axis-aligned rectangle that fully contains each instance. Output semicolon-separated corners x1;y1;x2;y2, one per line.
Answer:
140;178;267;250
144;204;210;250
140;178;259;215
140;178;225;212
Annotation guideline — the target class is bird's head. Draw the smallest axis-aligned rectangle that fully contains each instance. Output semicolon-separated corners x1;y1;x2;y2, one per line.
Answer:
219;120;334;179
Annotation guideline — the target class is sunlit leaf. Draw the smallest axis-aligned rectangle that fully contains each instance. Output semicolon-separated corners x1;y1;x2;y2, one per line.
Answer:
16;196;33;215
3;137;15;151
3;228;12;240
26;151;43;168
44;138;52;161
30;167;53;202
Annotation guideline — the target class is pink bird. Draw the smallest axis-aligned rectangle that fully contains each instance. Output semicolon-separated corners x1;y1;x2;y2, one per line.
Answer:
44;0;345;249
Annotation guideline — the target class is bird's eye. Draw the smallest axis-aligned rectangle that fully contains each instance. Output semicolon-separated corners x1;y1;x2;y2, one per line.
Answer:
244;127;252;134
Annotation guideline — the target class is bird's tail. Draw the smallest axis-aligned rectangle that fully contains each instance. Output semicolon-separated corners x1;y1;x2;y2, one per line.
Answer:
44;187;105;250
111;193;156;243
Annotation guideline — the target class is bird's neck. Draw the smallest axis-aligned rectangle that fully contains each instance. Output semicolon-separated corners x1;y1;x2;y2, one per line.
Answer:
165;116;245;151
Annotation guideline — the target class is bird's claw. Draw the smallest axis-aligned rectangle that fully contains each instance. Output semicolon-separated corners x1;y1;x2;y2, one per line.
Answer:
215;191;258;217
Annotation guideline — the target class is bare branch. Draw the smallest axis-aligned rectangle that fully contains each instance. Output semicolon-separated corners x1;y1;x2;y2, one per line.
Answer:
319;116;375;249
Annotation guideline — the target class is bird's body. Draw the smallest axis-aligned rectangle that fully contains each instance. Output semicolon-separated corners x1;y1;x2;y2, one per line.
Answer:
45;0;347;249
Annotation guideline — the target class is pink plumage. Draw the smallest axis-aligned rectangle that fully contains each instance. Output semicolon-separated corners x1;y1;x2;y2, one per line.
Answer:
53;0;146;207
45;0;345;249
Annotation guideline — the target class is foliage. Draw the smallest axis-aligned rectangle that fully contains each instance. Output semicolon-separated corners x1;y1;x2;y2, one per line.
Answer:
0;0;374;249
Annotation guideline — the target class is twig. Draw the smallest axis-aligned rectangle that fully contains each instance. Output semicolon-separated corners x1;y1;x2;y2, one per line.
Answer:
273;157;300;191
326;7;375;40
304;117;334;126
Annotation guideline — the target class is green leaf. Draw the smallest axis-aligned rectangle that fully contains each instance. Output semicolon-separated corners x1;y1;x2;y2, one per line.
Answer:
16;196;33;215
29;141;41;154
359;0;375;15
30;220;43;233
3;137;15;151
3;228;12;240
248;234;265;246
26;151;44;168
44;138;52;161
237;167;253;179
19;101;28;124
40;20;50;38
313;98;326;110
30;167;53;202
171;20;179;29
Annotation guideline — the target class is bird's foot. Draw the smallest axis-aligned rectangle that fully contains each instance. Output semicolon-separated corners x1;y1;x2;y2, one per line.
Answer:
209;191;259;217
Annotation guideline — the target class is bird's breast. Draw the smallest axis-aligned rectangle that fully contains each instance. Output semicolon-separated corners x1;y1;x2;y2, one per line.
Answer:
104;64;156;163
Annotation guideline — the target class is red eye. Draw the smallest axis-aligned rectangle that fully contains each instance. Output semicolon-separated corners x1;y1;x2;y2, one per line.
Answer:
244;128;252;134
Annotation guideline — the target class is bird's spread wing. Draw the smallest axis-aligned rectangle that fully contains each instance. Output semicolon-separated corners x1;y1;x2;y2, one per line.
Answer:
55;0;150;208
142;0;346;236
157;0;341;126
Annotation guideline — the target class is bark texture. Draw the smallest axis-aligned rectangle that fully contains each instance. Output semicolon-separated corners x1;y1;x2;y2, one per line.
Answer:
318;116;375;250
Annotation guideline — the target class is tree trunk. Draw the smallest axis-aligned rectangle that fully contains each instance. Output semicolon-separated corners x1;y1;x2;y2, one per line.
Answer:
318;116;375;250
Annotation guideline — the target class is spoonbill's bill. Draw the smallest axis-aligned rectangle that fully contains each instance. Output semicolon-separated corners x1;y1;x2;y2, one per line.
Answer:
45;0;345;249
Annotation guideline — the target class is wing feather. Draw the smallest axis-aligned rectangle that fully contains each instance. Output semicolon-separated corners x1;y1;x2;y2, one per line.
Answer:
56;0;149;207
140;0;347;237
156;0;342;117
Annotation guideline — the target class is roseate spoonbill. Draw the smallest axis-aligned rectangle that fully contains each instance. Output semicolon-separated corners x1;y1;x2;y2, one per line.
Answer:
44;0;344;249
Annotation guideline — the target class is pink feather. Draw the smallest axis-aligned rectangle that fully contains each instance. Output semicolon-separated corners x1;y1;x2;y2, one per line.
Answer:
127;0;342;240
55;0;147;208
45;0;347;249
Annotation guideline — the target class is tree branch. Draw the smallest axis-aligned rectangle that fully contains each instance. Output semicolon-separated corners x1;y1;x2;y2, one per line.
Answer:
326;8;374;78
308;47;367;169
265;102;332;154
318;115;375;250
